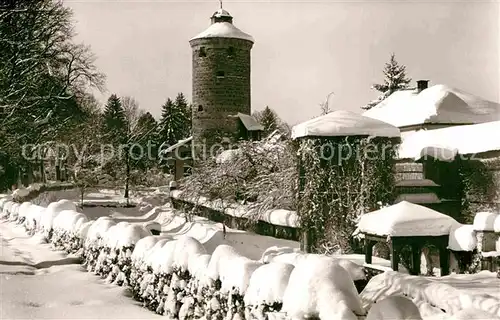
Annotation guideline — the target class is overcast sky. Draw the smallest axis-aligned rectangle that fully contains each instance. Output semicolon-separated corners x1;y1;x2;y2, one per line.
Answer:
67;0;499;125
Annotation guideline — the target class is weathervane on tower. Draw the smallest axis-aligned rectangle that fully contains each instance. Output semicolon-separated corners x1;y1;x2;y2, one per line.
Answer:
219;0;223;9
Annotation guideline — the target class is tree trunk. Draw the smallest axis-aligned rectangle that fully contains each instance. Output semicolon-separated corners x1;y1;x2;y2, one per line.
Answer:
27;164;33;186
40;159;46;183
124;147;130;204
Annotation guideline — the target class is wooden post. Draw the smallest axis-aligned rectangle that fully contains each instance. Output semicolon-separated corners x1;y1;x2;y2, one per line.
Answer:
439;243;450;276
390;240;400;272
365;239;374;264
411;244;421;275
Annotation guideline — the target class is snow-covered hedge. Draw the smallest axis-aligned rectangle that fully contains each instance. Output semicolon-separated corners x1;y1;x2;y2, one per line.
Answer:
1;192;378;320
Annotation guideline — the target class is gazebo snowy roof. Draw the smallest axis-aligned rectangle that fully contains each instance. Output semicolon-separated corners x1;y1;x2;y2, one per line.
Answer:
358;201;459;237
363;84;500;128
291;110;400;139
398;120;500;160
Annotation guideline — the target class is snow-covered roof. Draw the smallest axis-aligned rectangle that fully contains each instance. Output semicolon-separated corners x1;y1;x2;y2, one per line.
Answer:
291;110;400;139
162;136;193;154
363;84;500;128
190;21;254;42
398;120;500;160
237;113;264;131
358;201;459;237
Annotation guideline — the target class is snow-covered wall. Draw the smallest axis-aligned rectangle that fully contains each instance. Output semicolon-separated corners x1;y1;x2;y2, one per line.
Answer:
12;182;76;203
170;192;300;242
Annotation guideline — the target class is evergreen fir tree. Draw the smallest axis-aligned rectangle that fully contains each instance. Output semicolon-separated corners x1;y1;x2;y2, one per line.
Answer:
362;53;412;110
102;94;127;144
173;92;192;137
158;97;189;148
135;112;158;169
254;106;278;136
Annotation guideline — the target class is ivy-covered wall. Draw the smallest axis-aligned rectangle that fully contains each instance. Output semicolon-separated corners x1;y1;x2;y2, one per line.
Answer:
296;136;399;253
459;152;500;223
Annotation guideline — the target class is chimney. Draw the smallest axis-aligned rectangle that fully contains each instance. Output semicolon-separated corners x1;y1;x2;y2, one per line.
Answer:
417;80;429;93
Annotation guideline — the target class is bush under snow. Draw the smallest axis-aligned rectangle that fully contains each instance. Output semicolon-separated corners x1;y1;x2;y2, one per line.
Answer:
282;255;366;320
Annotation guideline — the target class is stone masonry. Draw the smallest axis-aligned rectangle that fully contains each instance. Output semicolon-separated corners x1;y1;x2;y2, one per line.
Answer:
190;18;253;159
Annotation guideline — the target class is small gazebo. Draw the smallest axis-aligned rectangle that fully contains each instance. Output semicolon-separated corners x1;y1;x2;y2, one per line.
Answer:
358;201;459;276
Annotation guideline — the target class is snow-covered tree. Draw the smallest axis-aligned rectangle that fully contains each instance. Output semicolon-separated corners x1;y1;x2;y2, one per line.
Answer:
102;94;127;144
0;0;104;178
158;97;190;148
362;53;412;110
173;92;191;136
253;106;278;136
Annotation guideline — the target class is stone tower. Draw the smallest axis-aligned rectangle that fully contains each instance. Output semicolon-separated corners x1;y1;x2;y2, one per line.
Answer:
189;7;254;158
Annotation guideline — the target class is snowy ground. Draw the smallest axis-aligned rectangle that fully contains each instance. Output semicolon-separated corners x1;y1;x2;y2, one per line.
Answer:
0;220;162;319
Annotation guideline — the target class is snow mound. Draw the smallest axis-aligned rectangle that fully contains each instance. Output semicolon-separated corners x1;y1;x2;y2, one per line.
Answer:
187;254;211;279
52;210;85;232
131;235;171;264
267;252;366;281
2;200;14;218
25;204;45;230
151;239;178;274
86;217;116;242
358;201;459;237
172;236;207;272
206;244;242;282
141;238;172;270
77;221;94;239
9;203;20;220
244;262;295;306
103;223;130;248
0;197;10;211
282;255;365;320
260;246;299;263
219;256;263;294
473;211;499;231
41;200;78;232
448;224;477;251
110;223;151;249
18;202;32;219
366;296;422;320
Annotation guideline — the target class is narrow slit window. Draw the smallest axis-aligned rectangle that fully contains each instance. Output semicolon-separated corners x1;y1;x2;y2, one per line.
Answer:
227;47;235;56
216;71;225;78
198;105;203;112
199;47;206;57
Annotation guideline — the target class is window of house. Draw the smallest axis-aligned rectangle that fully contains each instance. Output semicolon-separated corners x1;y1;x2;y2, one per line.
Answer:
216;71;225;78
227;46;235;56
198;105;203;112
199;47;206;57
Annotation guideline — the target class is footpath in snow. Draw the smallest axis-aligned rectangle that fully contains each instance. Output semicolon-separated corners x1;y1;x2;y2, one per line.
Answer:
0;219;161;319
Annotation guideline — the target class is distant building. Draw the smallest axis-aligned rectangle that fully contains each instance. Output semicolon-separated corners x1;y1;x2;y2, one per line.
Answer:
363;80;500;133
363;81;500;219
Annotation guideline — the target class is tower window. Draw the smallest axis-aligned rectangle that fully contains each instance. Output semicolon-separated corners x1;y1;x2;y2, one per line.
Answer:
198;105;203;112
216;71;225;78
199;47;206;57
227;47;235;56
